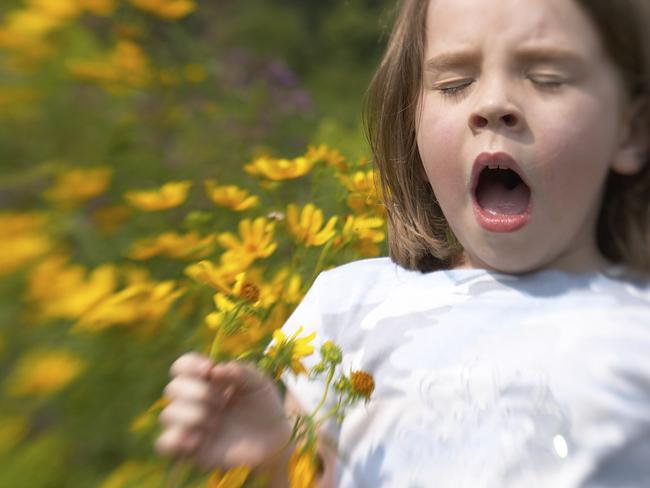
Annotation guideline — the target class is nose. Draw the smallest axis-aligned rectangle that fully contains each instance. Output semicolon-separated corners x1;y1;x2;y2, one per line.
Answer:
468;80;525;133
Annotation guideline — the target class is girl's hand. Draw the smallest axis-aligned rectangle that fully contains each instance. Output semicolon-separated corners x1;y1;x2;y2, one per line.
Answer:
155;352;293;472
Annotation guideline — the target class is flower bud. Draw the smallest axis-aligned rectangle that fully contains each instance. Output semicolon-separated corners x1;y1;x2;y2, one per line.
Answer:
320;341;342;365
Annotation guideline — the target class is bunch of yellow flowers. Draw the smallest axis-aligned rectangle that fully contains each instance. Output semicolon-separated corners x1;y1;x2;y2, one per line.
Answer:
2;143;381;487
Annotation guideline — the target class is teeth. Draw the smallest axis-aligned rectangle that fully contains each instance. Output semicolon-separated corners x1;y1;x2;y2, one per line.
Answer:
488;164;499;169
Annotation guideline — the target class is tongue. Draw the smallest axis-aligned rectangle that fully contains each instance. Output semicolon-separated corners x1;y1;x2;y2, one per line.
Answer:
476;179;530;215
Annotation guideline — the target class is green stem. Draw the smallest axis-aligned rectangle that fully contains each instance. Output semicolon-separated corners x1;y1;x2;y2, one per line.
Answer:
307;238;333;290
209;302;245;362
209;329;223;362
310;365;335;418
314;392;344;430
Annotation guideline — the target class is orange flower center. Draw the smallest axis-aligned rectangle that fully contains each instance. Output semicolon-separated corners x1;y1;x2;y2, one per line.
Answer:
240;282;260;303
350;370;375;398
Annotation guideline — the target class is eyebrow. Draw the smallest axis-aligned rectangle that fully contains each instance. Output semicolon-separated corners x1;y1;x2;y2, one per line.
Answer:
513;46;585;65
424;46;585;72
424;50;481;72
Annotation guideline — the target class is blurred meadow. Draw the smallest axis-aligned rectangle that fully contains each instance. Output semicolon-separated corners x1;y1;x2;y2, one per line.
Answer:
0;0;393;486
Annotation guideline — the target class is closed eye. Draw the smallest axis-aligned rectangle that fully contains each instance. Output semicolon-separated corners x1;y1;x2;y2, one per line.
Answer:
528;75;566;90
435;79;474;99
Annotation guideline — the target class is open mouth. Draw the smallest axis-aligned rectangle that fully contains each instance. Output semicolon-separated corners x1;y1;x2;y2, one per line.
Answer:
471;152;532;232
475;167;531;215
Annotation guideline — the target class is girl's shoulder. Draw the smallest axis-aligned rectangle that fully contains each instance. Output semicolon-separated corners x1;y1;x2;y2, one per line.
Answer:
315;256;440;294
311;257;405;308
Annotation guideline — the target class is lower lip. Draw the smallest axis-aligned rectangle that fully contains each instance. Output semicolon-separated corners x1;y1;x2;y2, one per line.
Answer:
472;201;531;232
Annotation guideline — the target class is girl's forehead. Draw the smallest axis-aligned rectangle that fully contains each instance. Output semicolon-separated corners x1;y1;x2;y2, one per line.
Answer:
424;0;603;56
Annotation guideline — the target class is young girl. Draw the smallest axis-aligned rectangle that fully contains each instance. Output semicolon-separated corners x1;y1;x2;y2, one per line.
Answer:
156;0;650;486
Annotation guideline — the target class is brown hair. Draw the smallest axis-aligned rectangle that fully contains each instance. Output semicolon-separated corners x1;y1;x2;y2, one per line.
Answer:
364;0;650;273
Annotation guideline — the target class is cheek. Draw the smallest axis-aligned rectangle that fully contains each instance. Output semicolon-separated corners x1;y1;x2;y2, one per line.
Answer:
535;96;619;194
417;105;466;190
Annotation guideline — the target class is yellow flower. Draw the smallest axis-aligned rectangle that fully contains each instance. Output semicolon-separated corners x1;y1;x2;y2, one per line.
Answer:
286;204;337;247
44;166;112;208
128;231;216;260
336;215;386;257
205;293;237;330
205;180;259;211
0;232;52;276
288;446;318;488
185;260;233;293
337;170;383;215
67;40;152;90
217;217;277;264
78;0;116;16
5;349;85;397
305;143;347;171
206;466;250;488
0;212;51;276
0;4;66;62
266;326;315;377
269;268;303;305
0;211;47;235
128;0;196;20
191;263;288;313
26;256;117;321
73;279;184;332
25;0;81;25
244;156;315;181
124;180;191;211
206;293;277;358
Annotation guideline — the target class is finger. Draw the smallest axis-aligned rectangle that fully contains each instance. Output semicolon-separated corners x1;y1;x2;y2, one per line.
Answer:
155;425;201;457
159;401;209;429
170;352;213;379
208;361;267;392
164;376;219;405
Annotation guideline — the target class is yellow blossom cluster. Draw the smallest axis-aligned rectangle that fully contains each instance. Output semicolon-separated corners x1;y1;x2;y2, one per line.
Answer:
74;278;185;332
43;166;113;208
124;180;192;211
128;0;196;20
205;180;259;212
287;203;338;247
0;212;52;276
244;155;315;181
67;40;153;91
0;0;115;65
338;169;384;215
25;255;184;332
305;143;348;171
2;140;383;488
128;231;216;260
217;217;278;268
4;348;85;397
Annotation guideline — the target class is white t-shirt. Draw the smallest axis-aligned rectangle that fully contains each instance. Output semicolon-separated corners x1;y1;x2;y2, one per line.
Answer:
281;257;650;488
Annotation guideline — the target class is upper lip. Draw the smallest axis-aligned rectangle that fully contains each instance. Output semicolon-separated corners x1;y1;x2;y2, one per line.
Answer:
471;152;530;195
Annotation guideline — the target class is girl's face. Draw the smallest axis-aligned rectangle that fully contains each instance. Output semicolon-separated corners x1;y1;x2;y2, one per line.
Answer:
417;0;640;273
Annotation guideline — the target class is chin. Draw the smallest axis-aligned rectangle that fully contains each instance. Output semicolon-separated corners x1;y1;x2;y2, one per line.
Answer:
465;245;551;275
